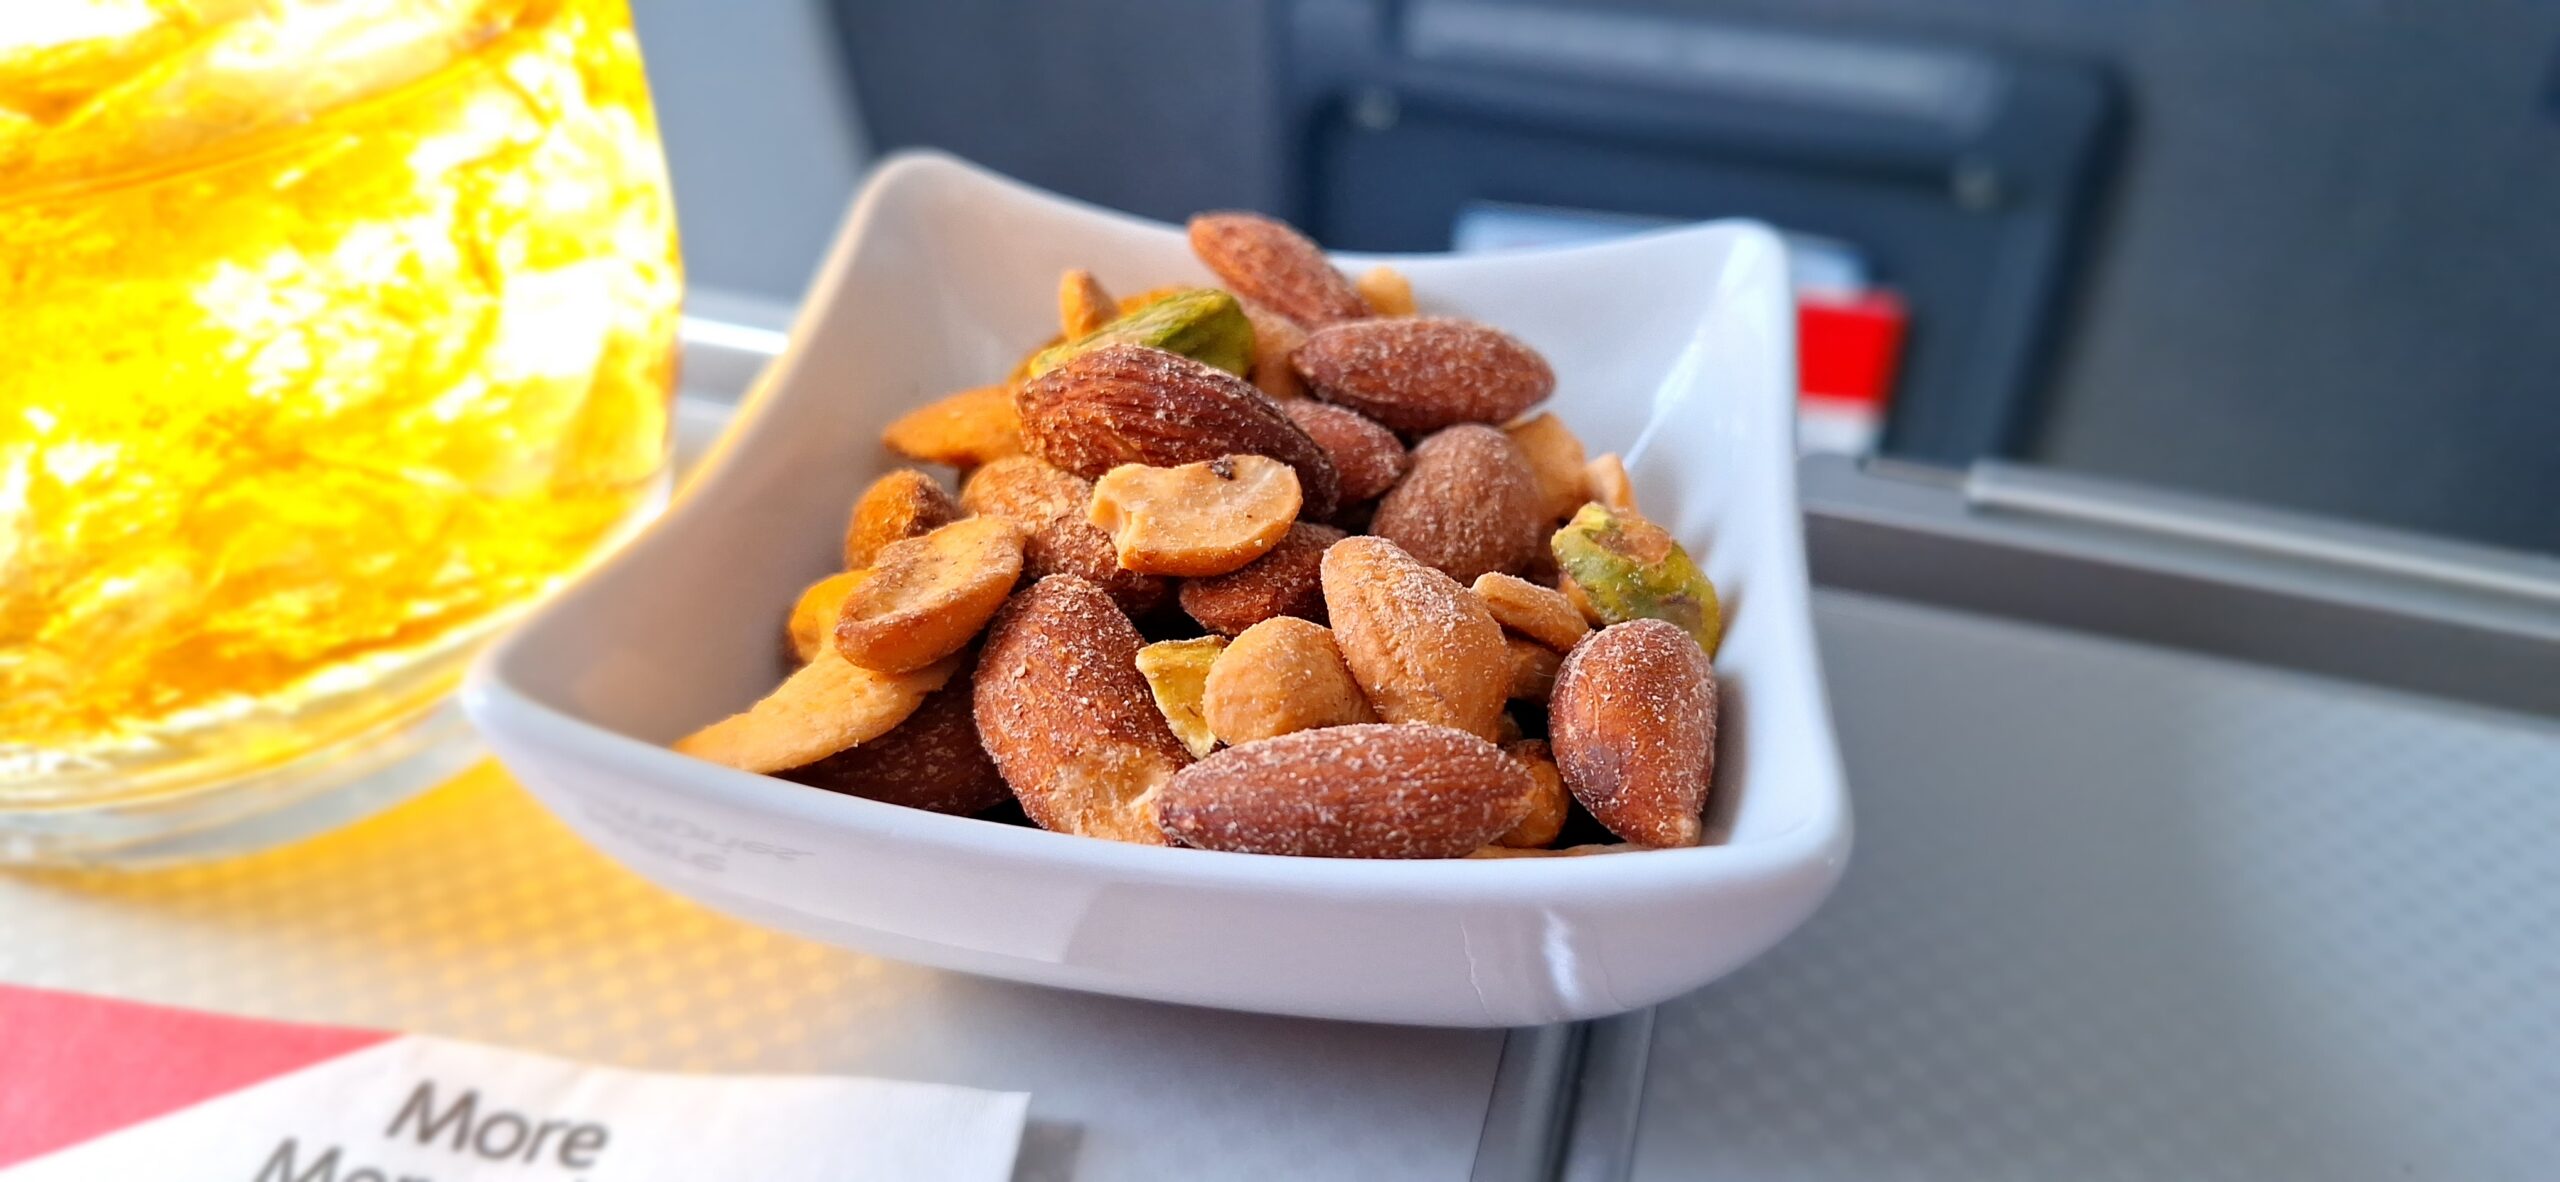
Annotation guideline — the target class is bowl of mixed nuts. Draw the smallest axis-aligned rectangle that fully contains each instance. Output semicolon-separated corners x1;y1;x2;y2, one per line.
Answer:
467;152;1849;1026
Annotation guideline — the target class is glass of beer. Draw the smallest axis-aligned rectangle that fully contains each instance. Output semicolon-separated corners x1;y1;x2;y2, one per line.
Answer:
0;0;683;862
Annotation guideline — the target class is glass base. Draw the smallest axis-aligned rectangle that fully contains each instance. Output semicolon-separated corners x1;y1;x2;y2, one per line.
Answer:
0;698;480;868
0;452;678;870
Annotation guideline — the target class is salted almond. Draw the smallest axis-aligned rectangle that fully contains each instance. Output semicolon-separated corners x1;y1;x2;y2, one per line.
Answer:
786;569;869;665
1521;541;1562;591
1201;617;1377;746
1059;268;1116;337
961;457;1167;616
843;468;961;569
1471;571;1591;652
1156;723;1531;858
1282;400;1408;505
975;576;1191;843
1088;454;1301;576
1239;300;1309;401
835;517;1025;673
1356;265;1416;316
1187;212;1368;327
1292;317;1554;433
1137;636;1229;759
1496;739;1569;848
1504;412;1589;522
1024;517;1168;617
1178;521;1343;635
1320;536;1509;741
1585;452;1636;514
1504;636;1561;703
1015;343;1341;518
1550;619;1718;848
675;652;959;774
780;674;1009;816
1370;424;1545;584
883;385;1024;468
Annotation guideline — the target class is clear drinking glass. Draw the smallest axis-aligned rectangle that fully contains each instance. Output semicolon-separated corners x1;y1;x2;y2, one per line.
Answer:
0;0;683;862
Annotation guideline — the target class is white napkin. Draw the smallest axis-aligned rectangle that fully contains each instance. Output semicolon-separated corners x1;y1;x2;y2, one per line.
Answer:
0;985;1025;1182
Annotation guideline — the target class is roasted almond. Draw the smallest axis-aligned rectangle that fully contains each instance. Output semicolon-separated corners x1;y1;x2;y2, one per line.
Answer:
1282;400;1408;505
1014;343;1341;519
961;457;1167;616
1156;723;1532;858
1186;211;1368;327
835;516;1025;673
674;652;959;774
1178;521;1344;635
1471;571;1591;653
1550;619;1718;848
1521;541;1562;592
1088;454;1301;576
780;674;1009;816
1025;517;1169;617
1355;264;1416;317
1370;424;1545;584
1504;412;1589;523
882;384;1024;468
843;468;961;569
1200;616;1376;746
1320;535;1509;741
973;576;1191;844
1292;317;1554;433
1496;739;1569;848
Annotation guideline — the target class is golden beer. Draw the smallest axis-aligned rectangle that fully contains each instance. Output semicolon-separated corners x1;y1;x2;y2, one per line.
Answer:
0;0;681;826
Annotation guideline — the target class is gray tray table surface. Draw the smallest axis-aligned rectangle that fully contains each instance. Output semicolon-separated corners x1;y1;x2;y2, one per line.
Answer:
1597;459;2560;1182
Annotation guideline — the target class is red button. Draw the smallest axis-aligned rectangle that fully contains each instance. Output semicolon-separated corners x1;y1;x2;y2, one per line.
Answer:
1798;292;1906;410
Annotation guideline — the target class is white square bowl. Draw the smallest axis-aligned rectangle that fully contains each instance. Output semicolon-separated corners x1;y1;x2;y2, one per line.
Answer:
463;151;1850;1027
